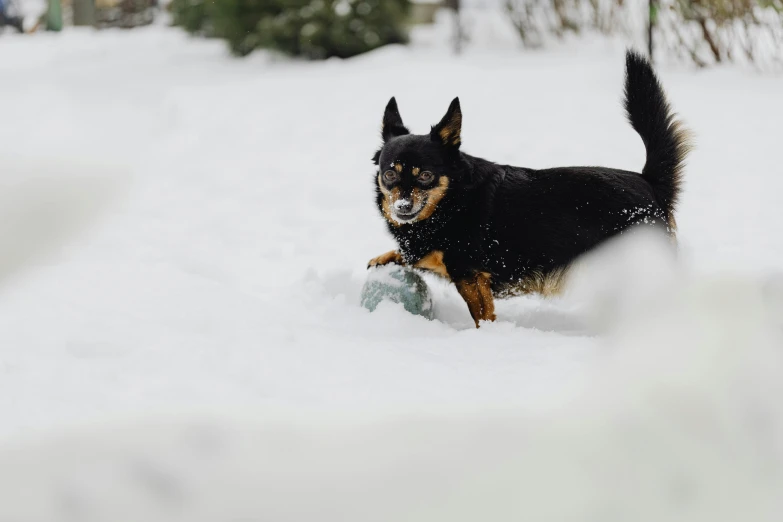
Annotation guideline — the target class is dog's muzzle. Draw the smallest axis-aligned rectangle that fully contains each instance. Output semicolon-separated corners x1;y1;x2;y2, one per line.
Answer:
391;197;426;223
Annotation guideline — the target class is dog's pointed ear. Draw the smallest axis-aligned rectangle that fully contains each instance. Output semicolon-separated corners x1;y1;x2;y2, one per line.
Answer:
431;97;462;148
381;97;409;142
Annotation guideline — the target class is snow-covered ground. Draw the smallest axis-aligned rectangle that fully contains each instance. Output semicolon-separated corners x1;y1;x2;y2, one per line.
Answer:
0;19;781;431
0;18;782;519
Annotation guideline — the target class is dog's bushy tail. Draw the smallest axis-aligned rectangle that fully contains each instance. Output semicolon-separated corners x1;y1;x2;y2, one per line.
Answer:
624;50;691;230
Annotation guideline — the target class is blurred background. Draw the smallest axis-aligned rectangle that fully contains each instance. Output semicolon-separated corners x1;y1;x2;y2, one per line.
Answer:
3;0;783;66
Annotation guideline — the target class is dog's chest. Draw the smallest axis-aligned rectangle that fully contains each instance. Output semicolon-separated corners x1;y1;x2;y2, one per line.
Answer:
392;217;488;266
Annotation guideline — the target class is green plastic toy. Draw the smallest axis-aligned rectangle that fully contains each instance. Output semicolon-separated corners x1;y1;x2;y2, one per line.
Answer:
361;265;434;320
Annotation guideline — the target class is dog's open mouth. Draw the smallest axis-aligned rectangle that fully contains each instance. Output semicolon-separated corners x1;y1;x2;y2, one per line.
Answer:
393;210;419;221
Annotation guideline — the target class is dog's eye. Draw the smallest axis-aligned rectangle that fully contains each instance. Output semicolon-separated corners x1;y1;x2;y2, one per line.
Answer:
382;170;399;184
418;171;435;184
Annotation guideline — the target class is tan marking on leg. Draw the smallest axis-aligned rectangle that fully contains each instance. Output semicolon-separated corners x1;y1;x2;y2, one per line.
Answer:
412;167;420;176
368;250;404;268
415;176;449;221
413;250;450;280
496;268;568;298
394;162;403;173
456;272;496;328
536;269;567;296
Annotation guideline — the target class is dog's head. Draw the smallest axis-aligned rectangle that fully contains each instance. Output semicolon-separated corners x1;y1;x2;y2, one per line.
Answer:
372;97;462;226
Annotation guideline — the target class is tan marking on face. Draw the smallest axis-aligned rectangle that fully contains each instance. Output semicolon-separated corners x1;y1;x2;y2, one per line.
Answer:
368;250;404;268
414;176;449;221
412;167;420;176
394;162;403;173
377;173;391;196
382;187;402;227
496;267;568;298
411;187;426;215
456;272;496;328
413;250;449;280
377;173;402;227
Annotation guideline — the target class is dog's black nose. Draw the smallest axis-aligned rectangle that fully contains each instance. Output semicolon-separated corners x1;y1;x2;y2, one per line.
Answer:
395;199;413;214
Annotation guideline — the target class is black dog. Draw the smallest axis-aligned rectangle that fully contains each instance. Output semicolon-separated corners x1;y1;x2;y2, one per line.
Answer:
368;50;690;327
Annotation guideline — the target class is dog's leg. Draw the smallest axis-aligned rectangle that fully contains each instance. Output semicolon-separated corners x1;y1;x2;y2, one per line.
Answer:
367;250;404;268
456;272;496;328
412;250;450;280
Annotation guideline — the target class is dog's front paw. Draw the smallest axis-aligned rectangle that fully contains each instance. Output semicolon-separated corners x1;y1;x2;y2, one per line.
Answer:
367;250;404;269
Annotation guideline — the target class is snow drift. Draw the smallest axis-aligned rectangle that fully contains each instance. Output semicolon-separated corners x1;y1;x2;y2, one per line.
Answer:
1;230;781;522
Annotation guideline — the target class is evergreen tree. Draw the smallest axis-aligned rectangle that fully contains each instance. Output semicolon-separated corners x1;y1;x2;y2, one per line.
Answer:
170;0;410;59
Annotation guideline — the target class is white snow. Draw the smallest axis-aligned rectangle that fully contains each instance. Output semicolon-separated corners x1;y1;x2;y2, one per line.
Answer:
0;230;782;521
0;16;782;519
392;198;411;210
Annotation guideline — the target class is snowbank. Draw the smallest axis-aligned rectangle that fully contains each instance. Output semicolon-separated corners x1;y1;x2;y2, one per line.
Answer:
1;231;781;521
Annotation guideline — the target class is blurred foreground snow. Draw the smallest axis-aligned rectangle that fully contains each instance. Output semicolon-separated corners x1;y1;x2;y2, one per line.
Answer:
1;231;781;521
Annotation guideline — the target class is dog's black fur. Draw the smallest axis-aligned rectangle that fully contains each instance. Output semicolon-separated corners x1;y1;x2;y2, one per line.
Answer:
368;51;691;326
